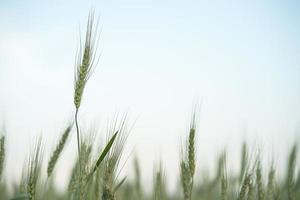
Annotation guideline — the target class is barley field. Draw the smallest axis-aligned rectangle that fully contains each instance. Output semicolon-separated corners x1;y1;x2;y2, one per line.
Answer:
1;7;300;200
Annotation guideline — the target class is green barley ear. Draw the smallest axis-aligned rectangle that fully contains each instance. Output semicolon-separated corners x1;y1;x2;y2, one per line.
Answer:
247;179;255;200
188;117;196;178
286;144;297;200
239;142;248;183
256;159;265;200
180;106;199;200
133;156;142;198
102;116;129;200
267;162;276;200
180;161;191;200
238;173;252;200
74;10;99;110
27;137;43;200
153;161;167;200
47;123;72;177
220;152;228;200
0;135;5;181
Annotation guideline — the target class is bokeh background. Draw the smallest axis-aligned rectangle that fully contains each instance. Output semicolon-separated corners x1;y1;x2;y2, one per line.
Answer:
0;0;299;192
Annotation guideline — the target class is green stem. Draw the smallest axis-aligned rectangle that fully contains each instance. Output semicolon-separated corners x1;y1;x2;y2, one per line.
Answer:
75;109;82;176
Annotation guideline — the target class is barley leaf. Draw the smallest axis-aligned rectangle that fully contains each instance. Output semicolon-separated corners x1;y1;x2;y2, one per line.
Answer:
92;131;118;173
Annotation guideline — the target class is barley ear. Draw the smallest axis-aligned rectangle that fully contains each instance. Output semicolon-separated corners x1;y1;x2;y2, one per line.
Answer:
180;161;191;200
239;142;248;183
256;159;265;200
221;152;228;200
27;137;43;200
74;10;99;109
286;144;297;200
266;163;276;200
0;135;5;181
188;106;197;178
238;173;252;200
47;124;72;177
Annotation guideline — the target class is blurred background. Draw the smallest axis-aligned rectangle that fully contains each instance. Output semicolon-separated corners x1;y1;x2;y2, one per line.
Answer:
0;0;299;193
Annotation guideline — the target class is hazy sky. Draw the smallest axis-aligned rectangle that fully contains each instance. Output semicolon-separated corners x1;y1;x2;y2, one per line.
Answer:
0;0;299;190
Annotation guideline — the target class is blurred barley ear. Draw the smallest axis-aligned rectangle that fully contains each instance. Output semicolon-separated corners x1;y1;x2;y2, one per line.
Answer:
102;116;129;200
239;142;248;184
0;135;5;181
188;118;196;177
133;156;143;198
180;161;191;200
256;159;265;200
286;144;297;200
267;163;276;200
220;152;228;200
153;161;167;200
47;123;72;177
27;137;43;200
247;179;255;200
180;106;198;200
238;173;252;200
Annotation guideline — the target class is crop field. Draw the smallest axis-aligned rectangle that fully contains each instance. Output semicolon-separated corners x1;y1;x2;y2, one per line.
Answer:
0;10;299;200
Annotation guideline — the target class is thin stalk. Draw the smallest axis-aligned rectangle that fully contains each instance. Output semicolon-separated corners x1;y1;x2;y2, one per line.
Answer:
75;109;81;175
75;109;81;156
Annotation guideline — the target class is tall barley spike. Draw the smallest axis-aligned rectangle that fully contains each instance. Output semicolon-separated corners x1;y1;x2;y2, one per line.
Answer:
74;11;99;110
73;10;100;171
47;124;72;177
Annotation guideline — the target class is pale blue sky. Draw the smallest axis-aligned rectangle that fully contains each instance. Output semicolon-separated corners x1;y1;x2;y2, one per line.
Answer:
0;0;299;190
